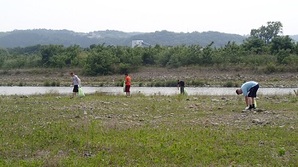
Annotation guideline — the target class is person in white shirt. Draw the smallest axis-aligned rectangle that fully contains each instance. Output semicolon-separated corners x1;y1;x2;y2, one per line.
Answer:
70;72;81;98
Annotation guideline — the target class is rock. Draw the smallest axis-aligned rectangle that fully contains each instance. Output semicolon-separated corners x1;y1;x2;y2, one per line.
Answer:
252;119;264;124
211;99;219;102
255;108;264;112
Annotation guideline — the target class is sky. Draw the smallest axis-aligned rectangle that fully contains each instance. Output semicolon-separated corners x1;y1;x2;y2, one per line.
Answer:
1;0;297;35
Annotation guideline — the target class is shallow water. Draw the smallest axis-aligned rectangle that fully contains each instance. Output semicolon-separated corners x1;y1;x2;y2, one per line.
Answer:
0;86;297;96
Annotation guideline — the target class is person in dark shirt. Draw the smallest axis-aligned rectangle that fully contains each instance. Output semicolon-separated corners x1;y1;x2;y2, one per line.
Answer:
177;80;185;94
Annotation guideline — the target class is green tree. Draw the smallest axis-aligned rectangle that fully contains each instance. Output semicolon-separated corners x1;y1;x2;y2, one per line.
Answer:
242;37;267;54
141;47;156;65
250;21;283;44
49;54;67;68
295;42;298;55
218;42;245;64
40;45;64;67
200;42;214;65
157;48;173;67
270;35;295;54
276;49;291;64
64;45;81;66
185;45;203;65
84;46;120;76
0;48;10;67
166;46;190;67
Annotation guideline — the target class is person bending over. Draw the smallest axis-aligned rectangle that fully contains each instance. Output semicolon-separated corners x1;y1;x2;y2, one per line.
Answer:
236;81;259;110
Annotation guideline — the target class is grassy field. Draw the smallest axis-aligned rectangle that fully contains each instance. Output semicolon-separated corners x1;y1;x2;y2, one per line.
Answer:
0;92;297;166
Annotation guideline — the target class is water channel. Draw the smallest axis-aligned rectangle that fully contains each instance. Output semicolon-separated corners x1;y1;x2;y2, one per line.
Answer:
0;86;297;96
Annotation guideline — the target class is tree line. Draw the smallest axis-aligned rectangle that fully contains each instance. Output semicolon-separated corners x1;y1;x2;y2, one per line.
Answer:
0;21;297;75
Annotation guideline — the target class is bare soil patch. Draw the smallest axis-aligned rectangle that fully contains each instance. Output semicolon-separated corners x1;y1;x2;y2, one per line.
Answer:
0;67;297;87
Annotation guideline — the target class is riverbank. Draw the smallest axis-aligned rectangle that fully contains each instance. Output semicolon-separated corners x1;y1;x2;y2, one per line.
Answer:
0;67;298;87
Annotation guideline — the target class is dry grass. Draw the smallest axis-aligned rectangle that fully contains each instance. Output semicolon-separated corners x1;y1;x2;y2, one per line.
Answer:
1;67;298;87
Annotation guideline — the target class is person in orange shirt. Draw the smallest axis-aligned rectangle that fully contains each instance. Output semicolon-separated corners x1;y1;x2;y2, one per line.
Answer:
124;73;131;96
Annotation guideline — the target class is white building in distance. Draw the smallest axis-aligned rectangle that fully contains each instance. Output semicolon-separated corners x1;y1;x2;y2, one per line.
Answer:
132;40;151;48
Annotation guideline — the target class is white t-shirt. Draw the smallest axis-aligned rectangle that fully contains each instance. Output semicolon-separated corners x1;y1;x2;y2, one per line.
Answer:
72;75;81;86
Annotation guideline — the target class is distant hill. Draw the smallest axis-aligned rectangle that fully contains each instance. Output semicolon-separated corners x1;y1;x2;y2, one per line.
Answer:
129;30;245;47
1;29;295;48
0;29;99;48
290;35;298;42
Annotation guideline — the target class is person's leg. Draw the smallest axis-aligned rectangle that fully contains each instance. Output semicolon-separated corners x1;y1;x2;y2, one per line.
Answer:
247;93;254;109
252;97;255;108
127;85;131;96
245;96;249;106
125;85;131;96
249;84;259;109
71;87;75;98
125;85;128;96
72;85;79;98
247;97;253;106
243;97;254;110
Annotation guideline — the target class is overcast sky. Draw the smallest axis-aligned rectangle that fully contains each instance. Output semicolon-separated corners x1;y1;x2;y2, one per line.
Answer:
1;0;297;35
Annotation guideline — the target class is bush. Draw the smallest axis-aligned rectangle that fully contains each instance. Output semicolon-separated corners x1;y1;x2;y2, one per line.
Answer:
154;82;163;87
44;81;51;87
165;80;177;87
223;81;236;87
50;81;60;86
18;82;25;86
190;80;205;87
263;63;277;74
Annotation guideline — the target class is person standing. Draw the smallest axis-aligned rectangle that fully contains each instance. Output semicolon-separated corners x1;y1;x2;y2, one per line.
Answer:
124;73;131;96
236;81;259;110
177;80;185;94
70;72;81;98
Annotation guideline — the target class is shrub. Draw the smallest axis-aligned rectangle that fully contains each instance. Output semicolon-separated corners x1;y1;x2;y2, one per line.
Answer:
44;81;51;86
223;81;234;87
263;63;277;74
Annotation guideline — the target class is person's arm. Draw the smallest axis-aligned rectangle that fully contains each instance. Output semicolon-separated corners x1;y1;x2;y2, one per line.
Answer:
71;77;74;86
75;76;81;87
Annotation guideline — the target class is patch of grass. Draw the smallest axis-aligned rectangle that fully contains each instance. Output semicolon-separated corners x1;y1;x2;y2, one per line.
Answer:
18;82;25;86
43;81;60;87
189;80;206;87
223;81;234;87
0;94;297;166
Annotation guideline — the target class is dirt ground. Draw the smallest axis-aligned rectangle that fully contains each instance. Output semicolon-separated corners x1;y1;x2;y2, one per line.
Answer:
0;67;298;87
